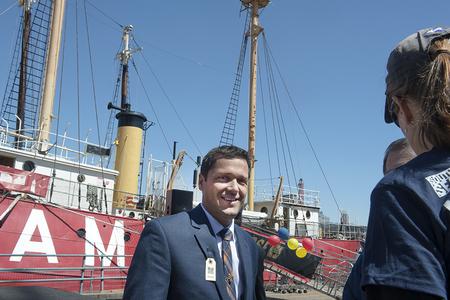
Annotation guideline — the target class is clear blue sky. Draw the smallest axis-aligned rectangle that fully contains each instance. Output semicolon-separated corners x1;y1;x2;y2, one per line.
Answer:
1;0;449;225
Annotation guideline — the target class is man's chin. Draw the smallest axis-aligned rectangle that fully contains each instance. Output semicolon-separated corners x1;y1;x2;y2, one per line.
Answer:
222;208;241;218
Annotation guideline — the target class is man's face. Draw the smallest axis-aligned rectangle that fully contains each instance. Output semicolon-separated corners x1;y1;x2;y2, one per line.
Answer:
199;158;248;226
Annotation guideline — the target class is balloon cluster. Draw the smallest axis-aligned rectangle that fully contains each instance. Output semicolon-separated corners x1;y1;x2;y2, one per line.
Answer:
267;227;314;259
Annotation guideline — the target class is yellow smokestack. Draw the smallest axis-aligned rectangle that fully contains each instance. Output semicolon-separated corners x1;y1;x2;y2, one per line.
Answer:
112;111;147;212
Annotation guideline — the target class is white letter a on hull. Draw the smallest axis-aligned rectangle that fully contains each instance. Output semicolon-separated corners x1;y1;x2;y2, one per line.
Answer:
10;209;58;263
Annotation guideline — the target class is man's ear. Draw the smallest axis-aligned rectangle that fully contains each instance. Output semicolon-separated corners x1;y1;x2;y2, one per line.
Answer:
198;174;205;191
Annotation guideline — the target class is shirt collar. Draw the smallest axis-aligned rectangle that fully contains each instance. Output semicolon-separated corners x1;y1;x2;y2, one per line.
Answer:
201;203;235;238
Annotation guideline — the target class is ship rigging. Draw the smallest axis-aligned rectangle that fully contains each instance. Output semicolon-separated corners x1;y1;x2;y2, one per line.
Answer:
0;1;364;298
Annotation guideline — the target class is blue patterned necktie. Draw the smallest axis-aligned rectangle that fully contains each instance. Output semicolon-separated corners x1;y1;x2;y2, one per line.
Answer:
219;228;236;300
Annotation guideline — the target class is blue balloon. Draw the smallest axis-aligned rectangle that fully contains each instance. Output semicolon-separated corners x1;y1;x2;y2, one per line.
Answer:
277;227;289;240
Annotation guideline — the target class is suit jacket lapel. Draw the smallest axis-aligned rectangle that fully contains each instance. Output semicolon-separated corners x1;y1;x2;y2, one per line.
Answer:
190;205;229;300
235;225;253;300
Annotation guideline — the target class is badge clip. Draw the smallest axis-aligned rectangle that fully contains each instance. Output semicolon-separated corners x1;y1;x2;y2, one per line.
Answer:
205;257;216;282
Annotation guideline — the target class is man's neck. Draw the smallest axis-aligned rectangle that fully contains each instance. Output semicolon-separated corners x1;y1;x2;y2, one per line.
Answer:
200;203;234;232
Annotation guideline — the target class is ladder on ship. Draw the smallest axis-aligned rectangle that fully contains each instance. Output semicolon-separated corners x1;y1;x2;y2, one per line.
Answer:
219;11;250;146
1;0;52;137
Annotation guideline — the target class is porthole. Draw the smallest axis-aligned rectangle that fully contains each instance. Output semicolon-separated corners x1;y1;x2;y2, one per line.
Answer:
22;160;35;171
306;210;311;219
76;228;86;238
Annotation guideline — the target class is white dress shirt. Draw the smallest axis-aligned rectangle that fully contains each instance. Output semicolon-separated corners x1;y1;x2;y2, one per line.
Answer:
201;204;240;297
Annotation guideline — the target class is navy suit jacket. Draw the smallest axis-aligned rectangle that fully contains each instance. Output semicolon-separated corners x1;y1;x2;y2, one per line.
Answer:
123;205;266;300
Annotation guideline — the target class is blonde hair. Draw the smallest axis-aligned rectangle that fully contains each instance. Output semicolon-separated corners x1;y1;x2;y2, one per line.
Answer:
411;38;450;150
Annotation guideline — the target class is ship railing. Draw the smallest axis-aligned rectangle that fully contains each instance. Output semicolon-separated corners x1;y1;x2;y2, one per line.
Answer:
312;239;359;262
254;184;320;208
307;238;359;297
46;175;151;218
243;222;355;298
143;156;193;218
0;166;153;219
320;222;367;240
0;253;133;294
262;216;366;241
264;235;358;298
0;125;109;167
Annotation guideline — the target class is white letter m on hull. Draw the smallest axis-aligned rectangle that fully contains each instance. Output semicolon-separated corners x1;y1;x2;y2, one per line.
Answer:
85;217;125;267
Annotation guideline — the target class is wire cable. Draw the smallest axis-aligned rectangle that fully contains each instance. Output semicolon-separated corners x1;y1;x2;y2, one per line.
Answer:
130;59;172;155
258;55;274;196
0;0;16;17
262;35;298;190
264;34;342;216
134;39;203;156
50;0;69;202
83;0;109;212
84;0;123;29
75;0;82;210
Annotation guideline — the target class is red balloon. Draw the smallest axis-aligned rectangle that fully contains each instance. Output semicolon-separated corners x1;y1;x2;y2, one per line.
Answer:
301;238;314;251
268;235;281;247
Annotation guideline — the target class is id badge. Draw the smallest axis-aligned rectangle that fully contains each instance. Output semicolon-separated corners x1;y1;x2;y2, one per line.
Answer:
205;257;216;282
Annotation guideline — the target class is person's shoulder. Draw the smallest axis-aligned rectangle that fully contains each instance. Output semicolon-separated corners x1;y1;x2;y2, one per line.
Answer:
234;224;251;237
384;148;449;181
235;225;260;249
146;211;191;229
377;148;450;198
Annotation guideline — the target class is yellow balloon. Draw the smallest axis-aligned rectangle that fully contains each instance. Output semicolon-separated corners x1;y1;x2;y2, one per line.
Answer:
287;238;299;250
296;246;308;258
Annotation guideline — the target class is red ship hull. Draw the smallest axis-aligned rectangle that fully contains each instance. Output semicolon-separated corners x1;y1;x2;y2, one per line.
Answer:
0;197;360;295
0;197;144;294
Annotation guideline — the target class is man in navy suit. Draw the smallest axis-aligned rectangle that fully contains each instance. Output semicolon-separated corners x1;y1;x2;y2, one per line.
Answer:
123;145;266;300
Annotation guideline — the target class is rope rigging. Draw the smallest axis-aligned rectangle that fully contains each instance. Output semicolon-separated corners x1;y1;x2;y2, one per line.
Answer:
103;60;122;167
130;59;172;155
130;58;202;168
258;57;274;196
50;0;123;210
133;38;203;157
261;34;300;193
219;9;250;146
82;0;108;212
85;0;123;29
264;51;293;191
259;42;310;234
0;1;17;17
218;5;342;219
262;32;343;217
75;0;82;209
50;0;68;203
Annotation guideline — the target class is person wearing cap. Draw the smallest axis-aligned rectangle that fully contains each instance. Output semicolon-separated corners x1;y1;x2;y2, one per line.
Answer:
343;138;416;300
361;27;450;299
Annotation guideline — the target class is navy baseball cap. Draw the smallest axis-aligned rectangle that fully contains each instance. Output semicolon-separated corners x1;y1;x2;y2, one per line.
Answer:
384;27;450;123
